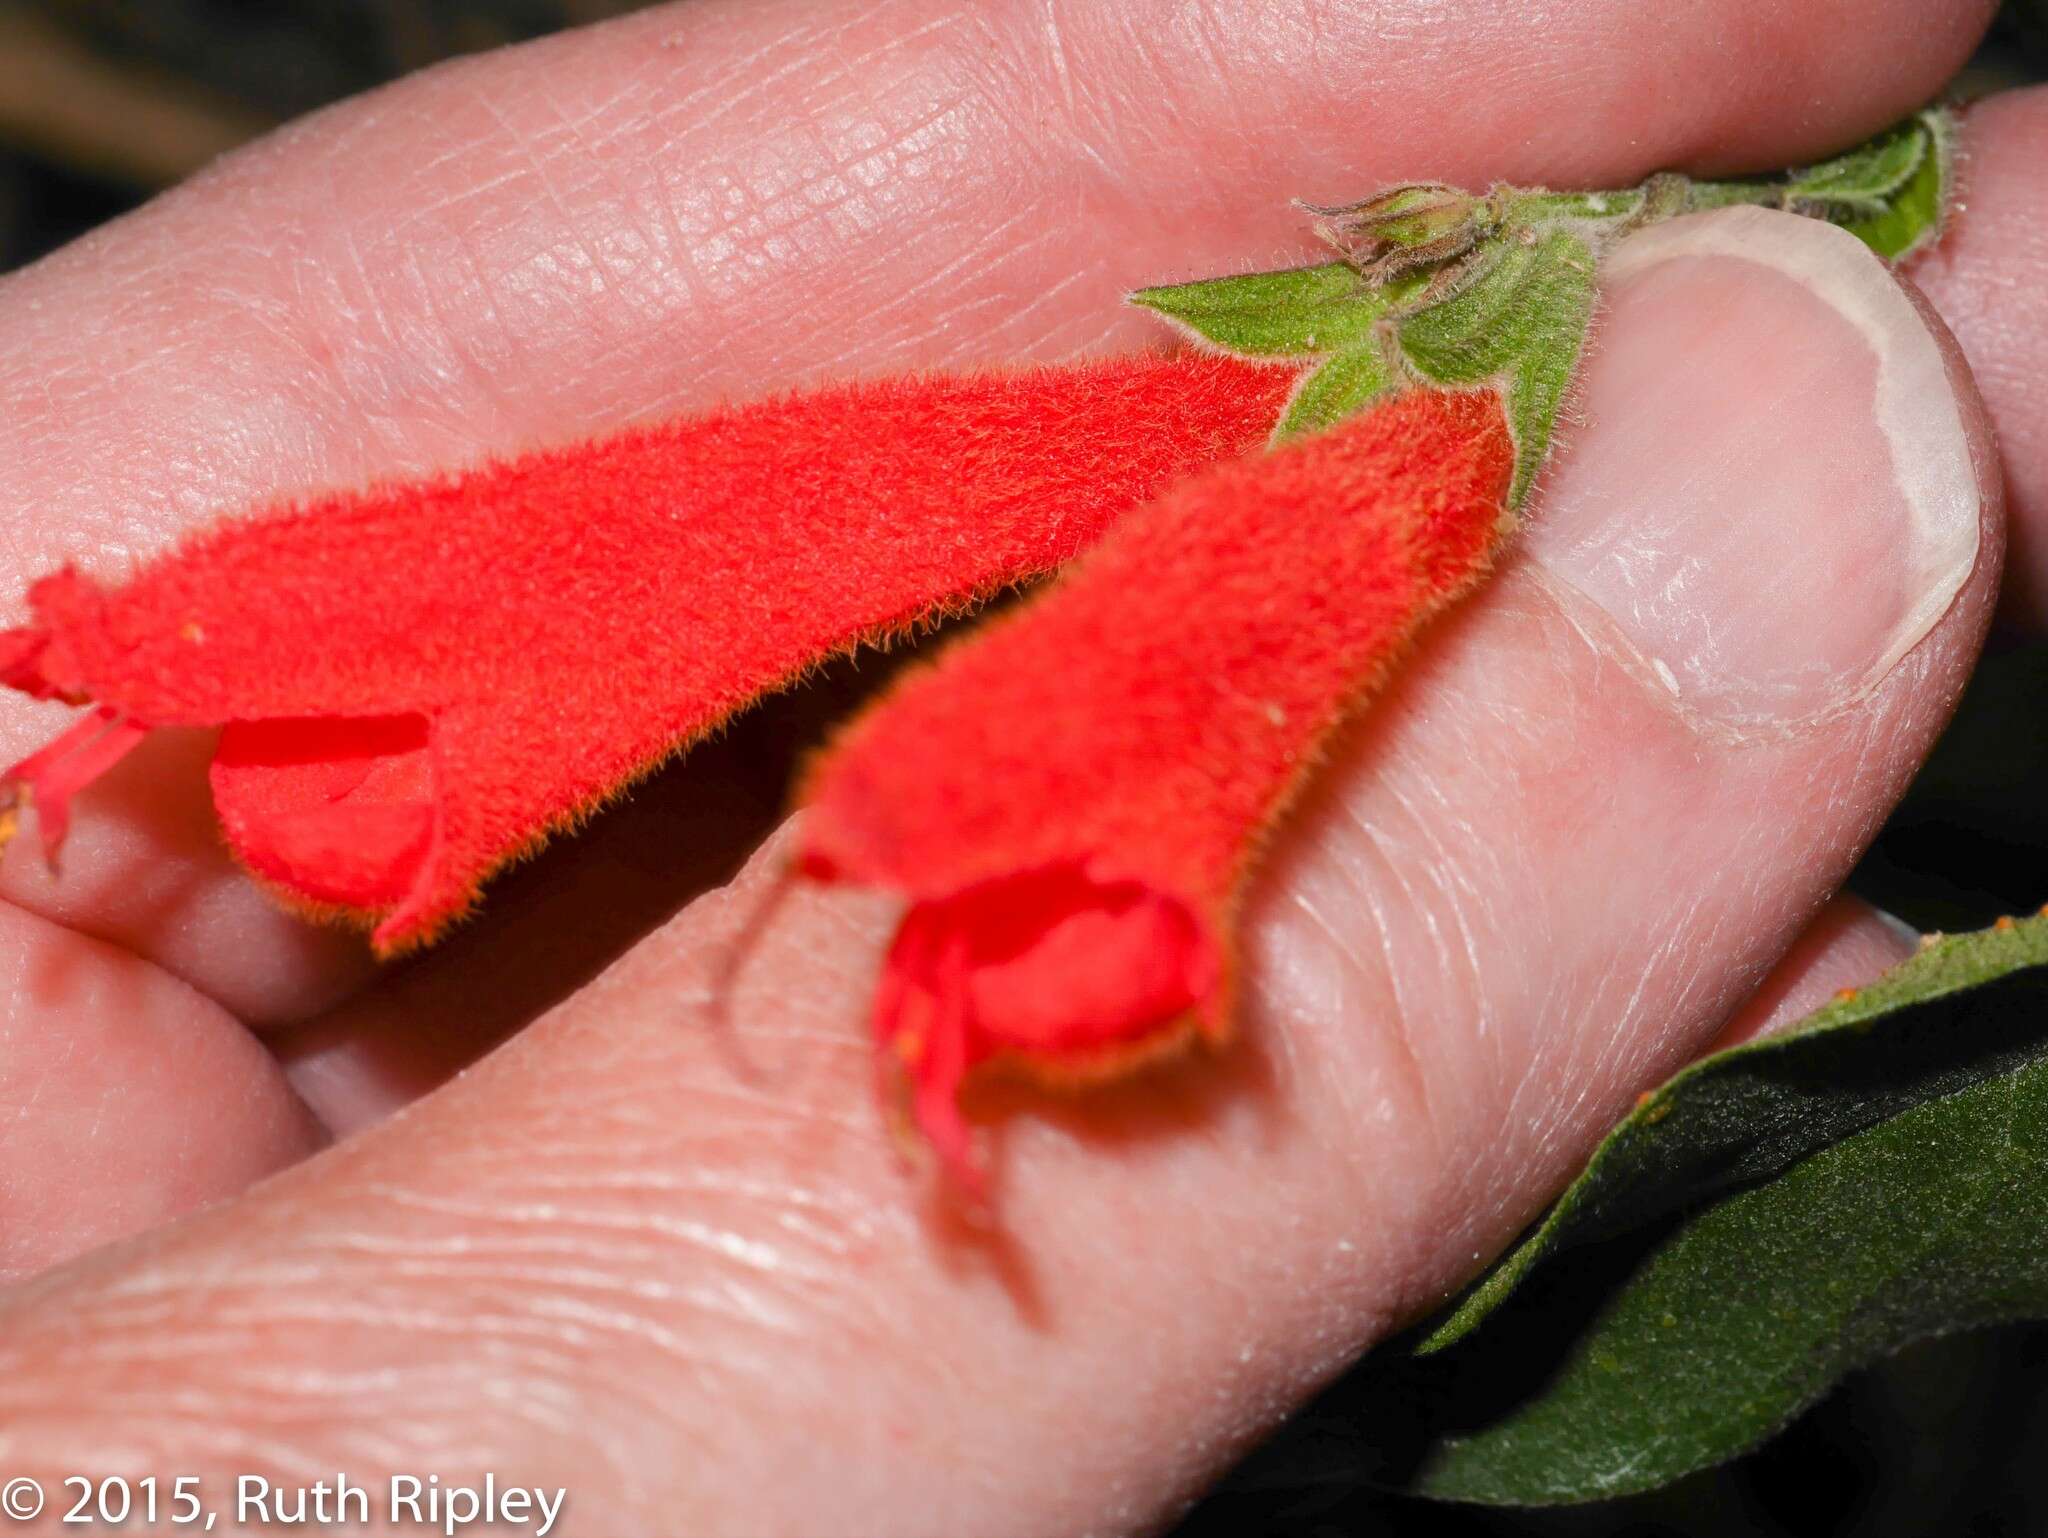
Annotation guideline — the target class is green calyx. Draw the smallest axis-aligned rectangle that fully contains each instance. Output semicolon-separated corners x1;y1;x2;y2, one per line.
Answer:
1130;109;1953;510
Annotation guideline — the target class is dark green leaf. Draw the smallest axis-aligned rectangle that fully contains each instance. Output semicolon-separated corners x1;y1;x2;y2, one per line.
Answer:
1428;913;2048;1351
1347;914;2048;1504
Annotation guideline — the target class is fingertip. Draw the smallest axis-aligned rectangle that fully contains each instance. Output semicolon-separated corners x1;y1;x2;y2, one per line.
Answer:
0;900;326;1283
1909;86;2048;629
1705;895;1922;1053
1528;208;1995;731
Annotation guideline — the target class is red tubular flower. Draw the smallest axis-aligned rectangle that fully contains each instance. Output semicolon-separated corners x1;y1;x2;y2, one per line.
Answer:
0;353;1294;950
798;387;1515;1181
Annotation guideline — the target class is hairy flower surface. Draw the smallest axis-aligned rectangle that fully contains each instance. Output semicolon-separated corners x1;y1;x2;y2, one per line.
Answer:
800;387;1515;1180
0;353;1293;949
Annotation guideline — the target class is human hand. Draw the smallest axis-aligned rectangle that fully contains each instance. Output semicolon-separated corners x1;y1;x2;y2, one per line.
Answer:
0;3;2040;1532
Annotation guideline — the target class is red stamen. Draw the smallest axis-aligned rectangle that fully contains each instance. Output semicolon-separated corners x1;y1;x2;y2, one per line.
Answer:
0;706;150;863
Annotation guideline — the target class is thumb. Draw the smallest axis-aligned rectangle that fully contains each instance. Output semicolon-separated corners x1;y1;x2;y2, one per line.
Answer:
0;208;2000;1536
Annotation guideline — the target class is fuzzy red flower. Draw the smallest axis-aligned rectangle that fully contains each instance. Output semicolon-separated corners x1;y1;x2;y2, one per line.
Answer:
0;353;1293;950
798;386;1515;1180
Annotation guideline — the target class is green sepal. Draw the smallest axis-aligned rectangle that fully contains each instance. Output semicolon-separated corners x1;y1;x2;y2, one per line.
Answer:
1396;231;1598;507
1127;262;1393;358
1274;345;1399;438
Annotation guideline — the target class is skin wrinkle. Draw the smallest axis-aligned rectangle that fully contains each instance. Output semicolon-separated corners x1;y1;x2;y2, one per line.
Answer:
1310;895;1457;1219
370;199;526;411
1278;842;1489;1239
359;1184;838;1294
466;1157;898;1346
1324;817;1455;1156
714;29;994;299
354;1236;823;1335
1383;776;1494;1032
311;1195;823;1294
1155;4;1261;158
471;97;627;311
400;239;512;446
200;1290;630;1371
1288;615;1521;1220
1279;881;1427;1122
1033;0;1106;188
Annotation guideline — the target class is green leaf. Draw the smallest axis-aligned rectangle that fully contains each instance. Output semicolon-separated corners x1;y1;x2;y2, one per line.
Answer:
1319;914;2048;1505
1831;112;1952;262
1784;118;1929;210
1695;111;1953;263
1427;913;2048;1352
1127;263;1392;358
1396;231;1597;506
1273;346;1397;439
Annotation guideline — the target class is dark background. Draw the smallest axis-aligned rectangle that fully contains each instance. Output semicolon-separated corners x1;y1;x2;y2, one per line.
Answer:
3;3;2046;1534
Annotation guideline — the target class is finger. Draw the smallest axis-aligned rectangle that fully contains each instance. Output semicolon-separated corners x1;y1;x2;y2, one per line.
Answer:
0;728;369;1027
0;900;324;1283
1704;894;1921;1052
0;0;1994;1026
0;210;2000;1534
1912;85;2048;628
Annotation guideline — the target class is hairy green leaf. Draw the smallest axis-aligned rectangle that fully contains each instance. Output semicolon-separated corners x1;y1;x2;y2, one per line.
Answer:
1831;112;1952;262
1785;118;1930;209
1127;263;1391;357
1313;914;2048;1505
1428;913;2048;1352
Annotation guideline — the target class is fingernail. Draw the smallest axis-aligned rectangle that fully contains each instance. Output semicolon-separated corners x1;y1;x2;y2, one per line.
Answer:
1524;206;1979;727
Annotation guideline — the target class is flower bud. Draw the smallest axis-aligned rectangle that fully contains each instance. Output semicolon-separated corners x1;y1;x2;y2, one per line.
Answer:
1303;183;1491;279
